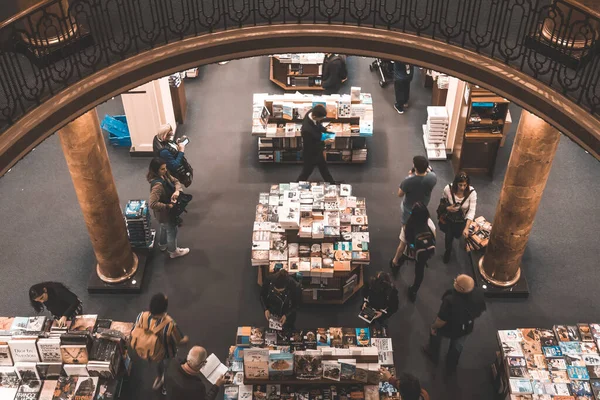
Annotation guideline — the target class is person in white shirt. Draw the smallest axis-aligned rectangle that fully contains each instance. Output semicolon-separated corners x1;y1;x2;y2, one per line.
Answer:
441;172;477;264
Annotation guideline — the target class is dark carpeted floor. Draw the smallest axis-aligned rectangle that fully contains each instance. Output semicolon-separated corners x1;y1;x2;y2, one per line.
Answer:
0;56;599;400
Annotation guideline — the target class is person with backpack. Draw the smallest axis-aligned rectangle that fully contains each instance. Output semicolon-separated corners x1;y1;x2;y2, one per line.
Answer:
260;270;301;330
131;293;189;393
390;202;436;302
438;172;477;264
153;124;194;188
321;53;348;94
422;274;486;375
361;272;399;328
148;157;189;259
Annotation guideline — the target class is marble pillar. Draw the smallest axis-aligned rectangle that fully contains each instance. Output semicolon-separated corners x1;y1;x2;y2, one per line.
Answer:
59;109;138;283
479;111;560;286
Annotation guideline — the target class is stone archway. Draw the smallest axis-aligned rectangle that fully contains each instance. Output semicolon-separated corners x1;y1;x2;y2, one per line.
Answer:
1;24;599;177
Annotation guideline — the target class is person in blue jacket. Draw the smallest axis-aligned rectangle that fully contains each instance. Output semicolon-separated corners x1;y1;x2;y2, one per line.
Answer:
153;124;186;173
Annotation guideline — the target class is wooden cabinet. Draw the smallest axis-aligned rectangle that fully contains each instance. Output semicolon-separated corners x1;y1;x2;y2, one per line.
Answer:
452;84;510;177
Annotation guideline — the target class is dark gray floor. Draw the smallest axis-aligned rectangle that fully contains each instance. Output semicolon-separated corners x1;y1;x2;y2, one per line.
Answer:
0;56;599;399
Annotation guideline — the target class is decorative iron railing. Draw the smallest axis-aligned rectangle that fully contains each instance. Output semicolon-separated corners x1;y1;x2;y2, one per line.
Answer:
0;0;598;133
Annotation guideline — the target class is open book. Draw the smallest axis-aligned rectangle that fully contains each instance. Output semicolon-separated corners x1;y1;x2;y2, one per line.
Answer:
201;353;229;385
358;306;377;324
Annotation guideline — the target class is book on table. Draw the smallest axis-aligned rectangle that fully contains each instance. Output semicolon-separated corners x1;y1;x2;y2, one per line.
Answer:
358;307;377;324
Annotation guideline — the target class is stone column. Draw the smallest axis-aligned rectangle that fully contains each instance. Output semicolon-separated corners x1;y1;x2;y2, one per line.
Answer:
59;109;138;283
541;0;599;54
17;0;74;47
479;111;560;286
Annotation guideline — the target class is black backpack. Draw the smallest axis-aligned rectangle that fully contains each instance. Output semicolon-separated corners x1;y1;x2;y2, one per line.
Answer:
412;226;436;263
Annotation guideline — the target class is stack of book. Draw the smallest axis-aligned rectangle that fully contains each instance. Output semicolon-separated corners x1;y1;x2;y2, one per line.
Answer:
251;183;370;271
422;106;449;161
493;326;600;399
124;200;153;248
465;216;492;252
0;314;131;400
252;93;373;164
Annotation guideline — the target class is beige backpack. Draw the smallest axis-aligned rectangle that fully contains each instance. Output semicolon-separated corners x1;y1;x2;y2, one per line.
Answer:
130;312;172;362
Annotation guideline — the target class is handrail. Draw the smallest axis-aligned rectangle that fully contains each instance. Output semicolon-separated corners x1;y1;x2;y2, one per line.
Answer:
0;0;598;137
0;0;60;31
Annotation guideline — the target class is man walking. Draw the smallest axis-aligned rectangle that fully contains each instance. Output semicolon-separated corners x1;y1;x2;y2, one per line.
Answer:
422;274;486;374
322;53;348;95
393;61;414;114
165;346;226;400
131;293;189;393
397;156;437;225
297;104;335;183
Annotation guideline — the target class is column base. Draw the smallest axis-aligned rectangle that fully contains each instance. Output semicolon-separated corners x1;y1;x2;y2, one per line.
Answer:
88;249;149;294
469;253;530;298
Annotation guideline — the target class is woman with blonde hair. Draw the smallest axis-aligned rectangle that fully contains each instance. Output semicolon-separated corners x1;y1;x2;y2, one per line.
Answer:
153;124;193;187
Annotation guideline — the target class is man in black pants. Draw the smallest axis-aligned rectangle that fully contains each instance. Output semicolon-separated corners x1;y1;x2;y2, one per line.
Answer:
322;53;347;95
297;104;335;183
393;61;414;114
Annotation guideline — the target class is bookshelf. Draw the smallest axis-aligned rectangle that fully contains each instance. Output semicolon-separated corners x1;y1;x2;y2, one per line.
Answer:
269;54;325;91
252;92;373;164
251;183;370;305
451;84;511;177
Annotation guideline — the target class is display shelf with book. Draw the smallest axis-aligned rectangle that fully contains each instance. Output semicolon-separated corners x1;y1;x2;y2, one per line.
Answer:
251;183;370;305
422;106;448;161
123;200;153;249
252;90;373;164
224;326;395;400
0;314;132;400
270;54;325;91
492;326;600;400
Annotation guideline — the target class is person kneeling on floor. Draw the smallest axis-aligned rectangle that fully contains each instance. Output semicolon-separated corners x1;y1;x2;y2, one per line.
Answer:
165;346;226;400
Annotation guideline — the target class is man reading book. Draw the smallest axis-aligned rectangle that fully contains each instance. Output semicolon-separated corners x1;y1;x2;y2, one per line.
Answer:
165;346;226;400
260;270;301;330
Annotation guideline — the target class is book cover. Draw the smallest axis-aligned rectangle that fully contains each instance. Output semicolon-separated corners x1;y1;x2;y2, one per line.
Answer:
569;380;592;397
317;328;330;346
547;357;567;370
239;385;253;400
61;345;89;364
578;324;594;342
506;356;526;367
303;330;317;350
329;328;343;348
498;330;524;343
542;345;563;358
268;352;293;376
26;317;46;332
253;385;267;400
15;362;40;382
36;362;63;379
553;325;570;342
10;317;29;331
69;315;97;334
500;341;523;357
509;378;533;394
266;385;280;400
566;325;580;341
225;385;239;400
37;338;62;363
38;380;58;400
8;339;40;363
581;342;599;354
591;379;600;398
354;364;368;383
322;360;341;381
355;328;370;346
51;376;78;400
244;348;269;380
567;365;589;380
15;379;42;400
358;307;377;324
294;351;322;380
340;361;356;380
95;379;120;400
550;369;570;383
558;341;581;355
72;377;98;400
0;344;12;366
342;328;356;346
587;365;600;379
250;328;265;347
0;318;15;331
539;329;558;346
63;364;90;377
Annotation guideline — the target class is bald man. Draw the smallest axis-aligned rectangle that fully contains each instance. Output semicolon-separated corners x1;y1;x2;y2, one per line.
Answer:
422;274;486;375
165;346;226;400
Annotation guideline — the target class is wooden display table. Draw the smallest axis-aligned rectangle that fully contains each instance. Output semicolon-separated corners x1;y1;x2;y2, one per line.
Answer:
270;54;325;91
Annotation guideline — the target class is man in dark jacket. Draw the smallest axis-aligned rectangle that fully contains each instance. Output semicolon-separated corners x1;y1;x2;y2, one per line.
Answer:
165;346;225;400
422;274;486;374
297;104;335;183
260;270;301;330
322;53;347;94
393;61;414;114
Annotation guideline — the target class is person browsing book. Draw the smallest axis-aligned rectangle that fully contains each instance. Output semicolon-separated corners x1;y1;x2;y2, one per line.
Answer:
422;275;486;375
29;282;83;327
165;346;226;400
390;202;437;303
322;53;347;95
379;370;429;400
148;157;189;259
361;272;399;328
439;172;477;264
260;270;301;330
297;104;335;184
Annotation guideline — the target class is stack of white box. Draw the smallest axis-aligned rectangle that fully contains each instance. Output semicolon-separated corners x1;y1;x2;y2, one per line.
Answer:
422;106;448;160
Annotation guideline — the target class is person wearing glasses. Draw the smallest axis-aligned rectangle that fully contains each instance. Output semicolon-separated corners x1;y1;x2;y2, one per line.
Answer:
164;346;226;400
422;275;486;375
440;172;477;264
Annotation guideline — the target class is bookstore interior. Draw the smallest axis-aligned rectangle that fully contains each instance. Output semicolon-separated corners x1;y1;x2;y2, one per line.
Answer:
0;51;590;400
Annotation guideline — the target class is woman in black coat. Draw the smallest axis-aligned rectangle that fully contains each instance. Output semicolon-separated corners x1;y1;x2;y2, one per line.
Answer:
29;282;82;327
361;272;399;328
260;270;301;330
